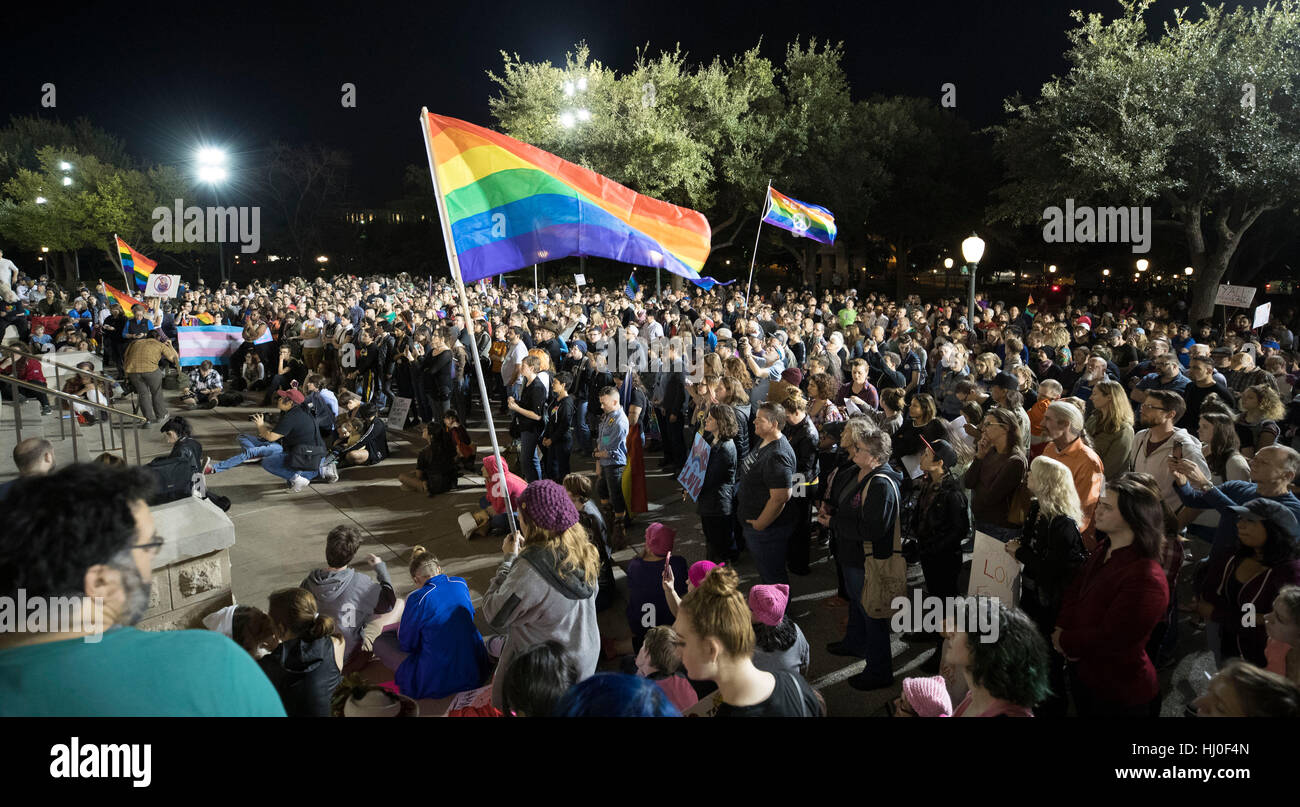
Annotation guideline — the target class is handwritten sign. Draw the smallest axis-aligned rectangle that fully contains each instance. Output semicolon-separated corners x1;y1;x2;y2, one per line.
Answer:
967;530;1021;607
676;432;712;501
1253;301;1271;330
574;274;586;286
385;396;412;430
1215;284;1256;308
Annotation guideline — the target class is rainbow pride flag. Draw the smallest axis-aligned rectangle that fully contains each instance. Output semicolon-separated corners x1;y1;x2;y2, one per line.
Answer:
103;282;145;312
420;111;711;283
762;187;836;245
115;235;157;289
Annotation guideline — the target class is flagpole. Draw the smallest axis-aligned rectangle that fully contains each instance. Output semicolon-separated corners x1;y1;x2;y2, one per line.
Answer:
419;108;518;536
743;179;771;312
114;234;132;293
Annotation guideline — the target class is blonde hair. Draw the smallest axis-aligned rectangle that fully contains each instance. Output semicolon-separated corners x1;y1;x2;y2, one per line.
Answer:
409;546;443;580
677;565;754;659
1088;379;1134;434
520;508;601;588
1028;455;1083;528
1246;384;1287;421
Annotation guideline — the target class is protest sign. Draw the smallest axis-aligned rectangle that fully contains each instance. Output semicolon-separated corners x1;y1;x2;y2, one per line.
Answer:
967;530;1021;607
145;273;181;298
1253;301;1271;329
574;273;586;286
386;396;412;430
676;432;711;501
1215;284;1256;308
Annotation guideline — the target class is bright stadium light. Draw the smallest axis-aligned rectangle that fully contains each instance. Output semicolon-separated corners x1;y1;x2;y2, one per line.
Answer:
197;147;227;166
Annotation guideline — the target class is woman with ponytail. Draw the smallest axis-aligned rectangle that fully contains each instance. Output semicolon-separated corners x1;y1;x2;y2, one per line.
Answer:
672;566;824;717
482;479;602;709
259;588;344;717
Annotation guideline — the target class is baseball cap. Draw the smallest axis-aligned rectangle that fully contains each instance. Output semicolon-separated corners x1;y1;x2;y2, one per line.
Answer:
1225;499;1300;544
276;389;306;405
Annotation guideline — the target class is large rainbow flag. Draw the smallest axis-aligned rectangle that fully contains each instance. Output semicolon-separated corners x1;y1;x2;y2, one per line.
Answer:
762;187;837;245
420;111;711;283
103;282;145;312
115;235;157;289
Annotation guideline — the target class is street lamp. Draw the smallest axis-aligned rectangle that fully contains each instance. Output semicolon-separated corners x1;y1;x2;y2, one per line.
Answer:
58;161;72;171
944;257;954;269
962;234;985;325
61;176;72;186
1184;266;1194;276
1102;268;1111;277
1048;264;1057;273
1136;258;1149;272
316;255;329;263
196;146;230;281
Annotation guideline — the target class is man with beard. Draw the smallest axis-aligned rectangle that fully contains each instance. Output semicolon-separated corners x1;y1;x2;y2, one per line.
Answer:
0;463;285;716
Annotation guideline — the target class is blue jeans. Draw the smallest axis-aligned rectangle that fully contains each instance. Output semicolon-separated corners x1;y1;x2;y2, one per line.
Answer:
478;495;514;534
545;434;572;482
519;430;543;482
263;451;320;482
743;523;793;585
598;464;626;515
212;433;283;472
573;400;591;452
841;564;893;676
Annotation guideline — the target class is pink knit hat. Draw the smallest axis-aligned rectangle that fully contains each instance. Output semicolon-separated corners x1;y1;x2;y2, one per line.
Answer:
645;522;676;556
519;480;579;533
687;560;722;589
901;676;952;717
748;584;789;626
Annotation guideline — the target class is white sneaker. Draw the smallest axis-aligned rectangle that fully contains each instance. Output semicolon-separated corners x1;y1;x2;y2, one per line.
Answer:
289;474;311;493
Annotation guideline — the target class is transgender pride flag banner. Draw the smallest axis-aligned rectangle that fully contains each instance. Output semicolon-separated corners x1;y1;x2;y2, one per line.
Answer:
178;325;266;366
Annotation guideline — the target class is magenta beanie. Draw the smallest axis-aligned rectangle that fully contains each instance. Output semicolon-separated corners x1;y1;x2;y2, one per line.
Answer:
902;676;952;717
519;480;579;533
687;560;721;589
748;584;790;626
645;522;676;556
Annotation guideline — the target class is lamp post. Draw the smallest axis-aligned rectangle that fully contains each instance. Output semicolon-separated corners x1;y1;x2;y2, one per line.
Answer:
196;147;229;283
560;74;593;284
962;234;985;327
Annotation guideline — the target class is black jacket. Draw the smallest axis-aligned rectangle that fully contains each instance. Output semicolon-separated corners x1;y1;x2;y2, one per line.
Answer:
697;436;737;517
259;636;341;717
782;416;820;486
1014;501;1087;631
421;347;455;400
829;464;904;568
910;473;970;558
732;403;752;459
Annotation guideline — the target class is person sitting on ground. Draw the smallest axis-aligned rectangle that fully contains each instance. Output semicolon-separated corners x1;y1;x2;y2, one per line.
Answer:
184;360;223;409
944;598;1051;717
500;640;579;717
625;522;690;653
399;421;460;496
552;672;682;717
635;625;699;713
258;587;344;718
0;437;56;503
160;416;204;476
247;388;326;492
481;479;601;709
62;361;110;423
373;547;490;700
564;472;616;612
749;583;810;679
28;323;53;353
0;463;285;716
203;604;279;660
301;525;402;663
467;454;527;538
238;350;266;392
1194;658;1300;717
330;402;389;468
1265;585;1300;685
443;410;477;471
672;565;824;717
0;349;53;415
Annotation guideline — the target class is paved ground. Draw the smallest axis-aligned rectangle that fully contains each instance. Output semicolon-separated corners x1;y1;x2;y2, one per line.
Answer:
1;388;1213;716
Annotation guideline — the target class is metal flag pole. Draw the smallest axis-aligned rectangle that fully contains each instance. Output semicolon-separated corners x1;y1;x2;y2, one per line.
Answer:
419;108;518;536
534;264;539;302
113;234;132;293
743;179;772;311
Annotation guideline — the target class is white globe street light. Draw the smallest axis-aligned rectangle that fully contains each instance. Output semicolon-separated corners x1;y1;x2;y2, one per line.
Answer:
1136;258;1149;272
943;258;954;269
961;234;985;323
1184;266;1194;276
61;176;72;186
558;111;576;129
1048;264;1057;273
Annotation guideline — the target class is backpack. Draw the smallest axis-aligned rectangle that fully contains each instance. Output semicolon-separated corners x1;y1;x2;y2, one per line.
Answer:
146;455;196;505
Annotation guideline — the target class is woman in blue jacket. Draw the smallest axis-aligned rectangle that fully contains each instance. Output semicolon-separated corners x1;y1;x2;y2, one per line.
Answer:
374;547;489;699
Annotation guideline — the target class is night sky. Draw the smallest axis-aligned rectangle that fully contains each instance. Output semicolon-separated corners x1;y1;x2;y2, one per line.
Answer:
4;0;1202;204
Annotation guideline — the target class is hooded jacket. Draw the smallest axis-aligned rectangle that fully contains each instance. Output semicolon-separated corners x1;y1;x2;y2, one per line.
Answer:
301;563;395;660
258;636;341;717
481;543;600;709
482;455;526;515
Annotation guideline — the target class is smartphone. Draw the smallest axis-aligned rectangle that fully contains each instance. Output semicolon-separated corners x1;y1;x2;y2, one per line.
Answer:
662;551;672;581
1172;443;1183;461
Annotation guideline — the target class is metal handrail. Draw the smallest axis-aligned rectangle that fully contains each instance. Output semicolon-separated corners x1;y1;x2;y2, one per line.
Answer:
0;343;118;387
1;373;146;465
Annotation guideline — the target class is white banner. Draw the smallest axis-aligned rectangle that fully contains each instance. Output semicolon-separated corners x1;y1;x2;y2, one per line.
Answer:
1215;284;1256;308
574;273;586;286
145;273;181;298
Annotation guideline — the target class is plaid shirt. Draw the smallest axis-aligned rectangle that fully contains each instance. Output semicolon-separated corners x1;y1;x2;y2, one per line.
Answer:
189;367;223;392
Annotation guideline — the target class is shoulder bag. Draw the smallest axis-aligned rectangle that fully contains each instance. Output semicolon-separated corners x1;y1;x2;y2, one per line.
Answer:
860;473;907;620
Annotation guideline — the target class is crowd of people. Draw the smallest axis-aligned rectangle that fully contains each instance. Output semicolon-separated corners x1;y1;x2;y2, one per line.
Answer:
3;260;1300;718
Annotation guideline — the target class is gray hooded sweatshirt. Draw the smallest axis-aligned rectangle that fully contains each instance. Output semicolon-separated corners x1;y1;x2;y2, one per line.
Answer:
481;543;599;710
301;563;394;660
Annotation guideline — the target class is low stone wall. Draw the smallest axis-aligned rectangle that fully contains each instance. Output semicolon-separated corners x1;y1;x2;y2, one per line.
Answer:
138;496;237;631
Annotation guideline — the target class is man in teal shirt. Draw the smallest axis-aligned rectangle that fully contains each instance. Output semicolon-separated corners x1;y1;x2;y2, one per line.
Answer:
0;463;285;717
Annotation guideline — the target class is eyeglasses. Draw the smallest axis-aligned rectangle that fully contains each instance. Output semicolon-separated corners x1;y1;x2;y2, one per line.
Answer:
1140;403;1167;412
134;536;166;555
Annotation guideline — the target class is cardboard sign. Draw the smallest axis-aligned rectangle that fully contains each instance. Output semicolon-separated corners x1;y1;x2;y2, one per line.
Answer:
574;273;586;286
1253;301;1271;330
385;396;412;430
145;273;181;298
682;690;723;717
1215;284;1256;308
676;432;712;501
967;530;1021;607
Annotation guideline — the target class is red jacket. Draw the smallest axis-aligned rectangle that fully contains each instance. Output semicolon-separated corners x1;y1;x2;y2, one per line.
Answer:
1056;540;1169;706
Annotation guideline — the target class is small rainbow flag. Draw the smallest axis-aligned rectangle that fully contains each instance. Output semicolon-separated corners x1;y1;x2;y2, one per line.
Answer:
762;187;836;245
103;282;145;312
625;270;639;300
115;235;157;289
197;312;216;325
421;111;711;283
